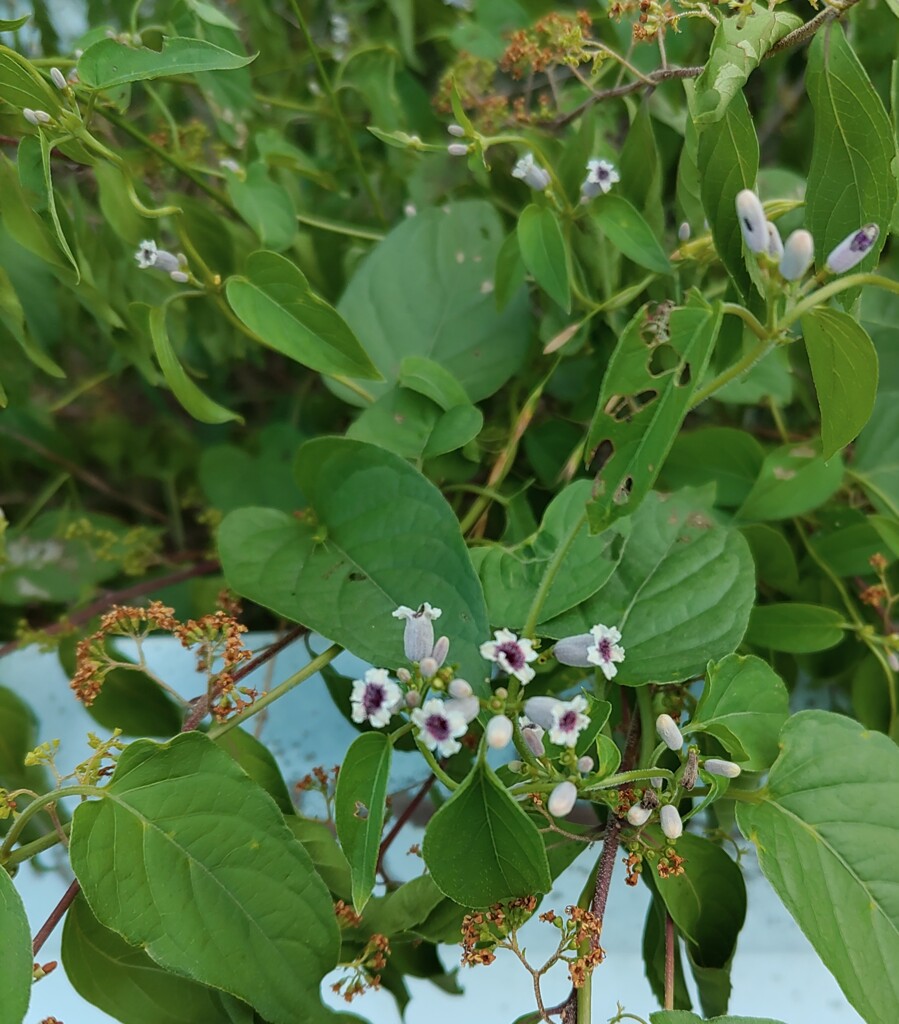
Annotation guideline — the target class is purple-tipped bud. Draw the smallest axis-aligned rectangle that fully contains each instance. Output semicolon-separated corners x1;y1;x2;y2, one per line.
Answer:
735;189;768;254
704;758;741;779
431;635;450;668
521;724;546;758
779;230;814;281
448;142;469;157
577;756;594;774
50;67;67;90
660;804;683;840
655;714;683;752
627;803;652;827
445;695;480;723
826;224;880;274
548;780;577;818
486;714;513;749
405;690;421;708
766;222;784;261
447;123;465;137
678;222;691;243
448;678;472;699
419;656;439;679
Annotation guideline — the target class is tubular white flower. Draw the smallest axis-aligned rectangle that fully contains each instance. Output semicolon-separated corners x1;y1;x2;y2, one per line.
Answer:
627;803;652;827
134;240;181;274
411;698;468;757
548;695;591;748
547;781;578;818
735;189;768;253
655;714;683;752
586;624;625;680
580;158;620;200
766;222;784;261
512;152;551;192
552;633;594;668
480;628;538;684
445;695;480;723
448;678;472;699
660;804;683;840
779;229;814;281
350;668;403;728
447;142;470;157
50;67;67;90
522;697;558;732
393;603;442;663
486;714;514;749
703;758;742;779
826;224;880;274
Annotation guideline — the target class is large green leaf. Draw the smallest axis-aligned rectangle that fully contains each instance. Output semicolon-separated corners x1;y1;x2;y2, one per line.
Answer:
69;733;340;1024
287;817;353;901
0;862;31;1024
745;603;846;653
330;202;530;406
591;193;671;274
661;427;765;508
218;437;490;690
737;711;899;1024
0;44;62;115
802;306;879;459
585;295;723;531
805;27;897;282
62;894;252;1024
685;655;789;771
737;442;844;521
651;1014;786;1024
226;251;379;380
335;732;392;913
422;758;551;907
77;36;255;88
692;4;801;124
541;488;755;684
517;204;570;312
697;90;759;301
470;481;629;629
853;395;899;518
224;166;297;252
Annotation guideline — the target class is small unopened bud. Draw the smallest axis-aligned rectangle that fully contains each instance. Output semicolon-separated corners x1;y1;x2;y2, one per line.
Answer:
704;758;742;779
447;142;469;157
405;690;421;708
396;667;412;683
508;759;523;773
419;657;439;679
660;804;683;840
50;67;67;90
681;750;698;791
446;695;480;723
447;123;465;137
766;222;784;261
170;270;189;283
547;780;578;818
655;714;683;752
779;230;814;281
651;777;664;790
678;222;691;243
431;635;450;668
627;803;652;827
576;756;594;774
522;725;545;758
448;678;472;699
826;224;880;274
23;108;51;125
486;714;513;749
735;189;768;253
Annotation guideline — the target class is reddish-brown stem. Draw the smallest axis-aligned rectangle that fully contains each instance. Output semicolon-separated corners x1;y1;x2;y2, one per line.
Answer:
377;774;436;875
32;879;80;956
0;559;221;659
664;912;675;1010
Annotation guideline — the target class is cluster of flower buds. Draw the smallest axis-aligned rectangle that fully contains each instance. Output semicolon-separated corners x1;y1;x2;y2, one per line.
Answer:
736;189;879;280
134;240;191;283
22;108;51;126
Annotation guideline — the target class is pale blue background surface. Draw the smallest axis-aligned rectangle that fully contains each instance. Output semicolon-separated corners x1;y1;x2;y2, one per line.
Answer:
1;634;862;1024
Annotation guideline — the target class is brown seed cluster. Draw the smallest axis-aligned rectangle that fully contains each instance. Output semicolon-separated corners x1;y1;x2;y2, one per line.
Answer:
334;900;362;928
330;933;390;1002
501;11;593;79
564;905;605;987
657;849;686;880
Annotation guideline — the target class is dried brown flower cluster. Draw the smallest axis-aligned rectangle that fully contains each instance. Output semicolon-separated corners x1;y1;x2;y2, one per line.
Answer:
330;933;390;1002
334;900;362;928
501;11;593;78
175;610;253;720
656;848;686;879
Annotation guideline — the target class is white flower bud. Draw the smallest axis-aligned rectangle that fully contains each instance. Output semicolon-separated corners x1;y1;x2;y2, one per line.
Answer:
447;142;469;157
735;189;768;254
403;202;417;217
448;678;472;699
651;776;664;790
405;690;421;708
547;781;577;818
170;270;189;283
825;224;880;274
431;635;450;668
660;804;683;839
419;656;439;679
779;229;814;281
627;803;652;827
521;725;545;758
655;714;683;752
22;108;40;125
445;695;480;723
766;221;784;261
704;758;741;779
508;759;523;773
576;756;594;774
678;222;691;243
447;123;465;137
486;714;513;749
50;67;67;90
397;667;412;683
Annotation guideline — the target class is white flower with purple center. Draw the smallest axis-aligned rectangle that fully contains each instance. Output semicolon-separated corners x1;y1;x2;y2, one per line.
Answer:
350;668;402;728
586;624;625;680
411;698;468;757
480;628;538;684
580;158;619;200
548;694;591;748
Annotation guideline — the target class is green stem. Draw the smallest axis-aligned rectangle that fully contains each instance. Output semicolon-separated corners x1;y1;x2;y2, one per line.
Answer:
285;0;385;223
577;968;592;1024
689;339;774;409
296;211;384;241
635;685;656;767
781;273;899;330
582;767;674;795
207;644;342;740
413;739;458;790
721;301;769;340
521;511;587;636
4;823;72;868
0;786;99;864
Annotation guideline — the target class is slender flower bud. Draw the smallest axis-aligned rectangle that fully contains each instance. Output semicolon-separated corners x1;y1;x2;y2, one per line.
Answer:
486;714;513;749
521;721;545;757
419;656;439;679
392;603;442;663
681;749;698;791
447;142;469;157
779;230;814;281
826;224;880;274
445;695;480;723
431;635;450;668
735;189;768;253
704;758;742;779
512;152;551;191
678;222;691;243
577;756;594;774
22;108;40;125
448;678;472;699
627;803;652;827
49;67;67;91
548;781;578;818
766;222;784;261
447;123;465;137
655;714;683;752
660;804;683;840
